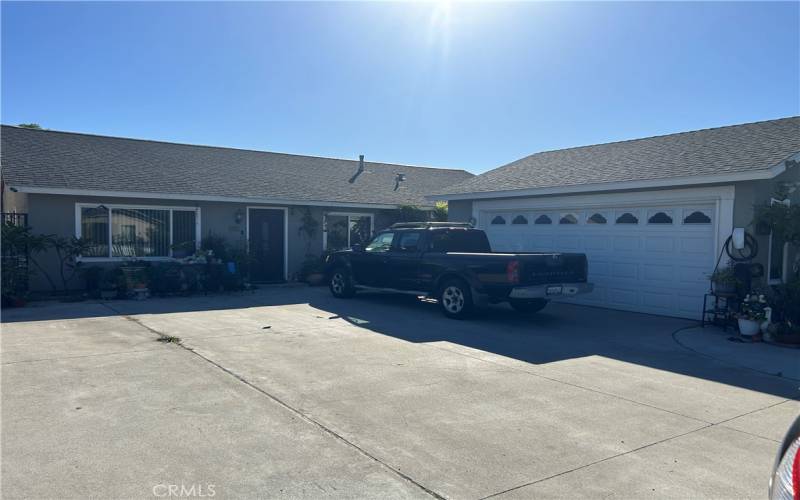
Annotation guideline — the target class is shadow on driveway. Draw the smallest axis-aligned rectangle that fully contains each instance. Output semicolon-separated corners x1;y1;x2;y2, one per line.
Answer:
3;285;798;400
307;291;799;401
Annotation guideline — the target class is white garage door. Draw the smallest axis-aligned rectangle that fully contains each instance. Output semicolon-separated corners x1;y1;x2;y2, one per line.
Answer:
482;204;717;319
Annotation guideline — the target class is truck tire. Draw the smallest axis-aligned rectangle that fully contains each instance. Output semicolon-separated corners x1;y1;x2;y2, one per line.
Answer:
509;298;548;314
438;278;473;319
329;268;356;298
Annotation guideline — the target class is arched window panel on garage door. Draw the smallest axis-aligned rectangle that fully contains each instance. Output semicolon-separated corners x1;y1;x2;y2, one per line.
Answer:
647;209;674;225
615;211;640;224
682;208;712;224
587;212;609;224
490;214;507;225
534;214;553;225
511;214;529;225
559;213;580;225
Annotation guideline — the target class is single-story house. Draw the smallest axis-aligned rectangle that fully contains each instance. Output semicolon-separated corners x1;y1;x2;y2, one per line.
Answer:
432;117;800;319
1;125;473;290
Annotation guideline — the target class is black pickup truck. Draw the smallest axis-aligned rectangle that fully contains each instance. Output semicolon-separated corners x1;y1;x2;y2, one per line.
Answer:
325;222;593;319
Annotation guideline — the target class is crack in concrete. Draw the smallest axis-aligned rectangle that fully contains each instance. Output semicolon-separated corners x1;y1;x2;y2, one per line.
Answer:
101;303;445;500
480;398;792;499
1;348;165;365
101;302;790;500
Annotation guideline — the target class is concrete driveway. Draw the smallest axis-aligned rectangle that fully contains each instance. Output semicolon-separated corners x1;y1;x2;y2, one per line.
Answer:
2;286;798;499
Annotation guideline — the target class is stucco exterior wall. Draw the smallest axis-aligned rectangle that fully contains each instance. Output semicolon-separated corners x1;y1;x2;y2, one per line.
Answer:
20;194;395;291
447;200;473;222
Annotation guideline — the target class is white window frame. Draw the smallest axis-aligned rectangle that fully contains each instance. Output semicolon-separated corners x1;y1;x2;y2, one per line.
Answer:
75;203;201;261
767;199;790;285
767;237;789;285
322;212;374;250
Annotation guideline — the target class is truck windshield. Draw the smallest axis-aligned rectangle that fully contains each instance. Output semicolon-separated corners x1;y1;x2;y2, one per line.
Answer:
365;232;395;252
428;230;491;253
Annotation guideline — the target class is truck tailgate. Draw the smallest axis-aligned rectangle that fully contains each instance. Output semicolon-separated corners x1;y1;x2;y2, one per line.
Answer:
517;253;587;285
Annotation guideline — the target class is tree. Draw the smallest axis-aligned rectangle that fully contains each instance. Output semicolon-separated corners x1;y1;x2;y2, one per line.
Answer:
0;223;89;293
18;123;42;129
431;201;448;222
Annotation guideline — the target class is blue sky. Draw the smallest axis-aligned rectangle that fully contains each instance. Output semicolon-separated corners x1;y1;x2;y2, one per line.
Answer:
2;1;798;173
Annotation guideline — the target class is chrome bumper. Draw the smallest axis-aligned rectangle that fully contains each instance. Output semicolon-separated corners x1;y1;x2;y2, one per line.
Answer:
509;282;594;299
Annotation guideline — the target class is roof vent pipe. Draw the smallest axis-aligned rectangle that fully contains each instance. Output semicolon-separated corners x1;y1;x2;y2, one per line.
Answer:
349;155;365;184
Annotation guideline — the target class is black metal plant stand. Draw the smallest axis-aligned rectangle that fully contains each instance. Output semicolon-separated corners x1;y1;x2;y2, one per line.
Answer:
701;292;738;331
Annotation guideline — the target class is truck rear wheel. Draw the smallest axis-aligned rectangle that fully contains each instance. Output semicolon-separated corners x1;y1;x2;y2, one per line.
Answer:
439;279;473;319
329;268;356;298
509;298;548;313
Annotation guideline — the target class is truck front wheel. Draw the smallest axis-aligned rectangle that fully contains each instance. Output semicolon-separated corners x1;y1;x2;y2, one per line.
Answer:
509;298;549;313
439;279;473;319
329;268;356;298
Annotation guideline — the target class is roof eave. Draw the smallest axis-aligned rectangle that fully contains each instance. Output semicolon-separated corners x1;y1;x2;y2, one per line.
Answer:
427;157;796;202
7;186;421;210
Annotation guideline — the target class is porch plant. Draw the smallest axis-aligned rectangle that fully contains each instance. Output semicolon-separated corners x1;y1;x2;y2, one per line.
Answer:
82;266;104;299
753;188;800;343
737;293;768;337
769;277;800;344
708;266;740;294
298;253;328;285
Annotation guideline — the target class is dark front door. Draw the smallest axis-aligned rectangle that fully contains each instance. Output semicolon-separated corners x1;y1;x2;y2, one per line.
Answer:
248;208;285;282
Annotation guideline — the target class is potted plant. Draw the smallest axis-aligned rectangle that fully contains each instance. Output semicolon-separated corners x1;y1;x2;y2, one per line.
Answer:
298;253;328;285
770;277;800;344
737;293;768;337
708;266;740;294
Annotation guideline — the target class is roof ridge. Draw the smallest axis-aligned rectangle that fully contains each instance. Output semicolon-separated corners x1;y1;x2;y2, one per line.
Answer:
519;115;800;159
0;124;472;174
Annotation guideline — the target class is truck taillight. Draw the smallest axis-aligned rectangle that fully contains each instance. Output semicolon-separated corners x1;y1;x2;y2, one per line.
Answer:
507;260;520;284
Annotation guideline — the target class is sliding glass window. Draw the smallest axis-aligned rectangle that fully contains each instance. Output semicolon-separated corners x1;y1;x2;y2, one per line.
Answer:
323;213;373;251
77;204;199;259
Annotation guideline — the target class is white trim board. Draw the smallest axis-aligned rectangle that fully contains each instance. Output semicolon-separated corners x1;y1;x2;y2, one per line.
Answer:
12;186;408;210
246;206;289;282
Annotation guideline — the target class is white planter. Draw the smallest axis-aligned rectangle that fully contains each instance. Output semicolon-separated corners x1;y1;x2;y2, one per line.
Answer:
738;318;760;337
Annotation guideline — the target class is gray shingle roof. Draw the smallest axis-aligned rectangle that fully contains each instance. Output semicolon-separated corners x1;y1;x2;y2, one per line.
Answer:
1;126;473;207
433;117;800;197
